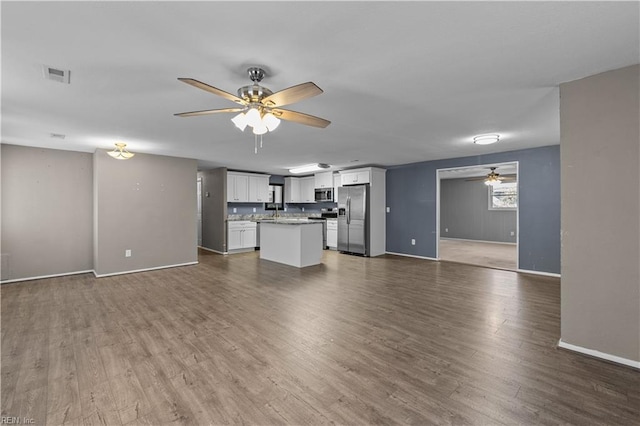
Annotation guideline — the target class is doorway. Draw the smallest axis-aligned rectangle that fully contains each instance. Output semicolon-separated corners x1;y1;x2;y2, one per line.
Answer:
197;177;202;246
436;162;519;271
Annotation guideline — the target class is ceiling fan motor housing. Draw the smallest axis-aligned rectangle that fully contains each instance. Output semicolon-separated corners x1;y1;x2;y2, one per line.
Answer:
237;84;273;104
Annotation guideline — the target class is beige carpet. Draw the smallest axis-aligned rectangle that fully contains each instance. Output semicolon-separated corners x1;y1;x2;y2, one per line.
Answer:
439;238;517;271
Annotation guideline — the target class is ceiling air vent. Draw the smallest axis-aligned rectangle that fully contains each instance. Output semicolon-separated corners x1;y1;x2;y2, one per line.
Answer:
50;133;66;139
42;65;70;84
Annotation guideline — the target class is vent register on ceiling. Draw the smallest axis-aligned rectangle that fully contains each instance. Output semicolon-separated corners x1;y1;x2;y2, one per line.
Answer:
174;67;331;153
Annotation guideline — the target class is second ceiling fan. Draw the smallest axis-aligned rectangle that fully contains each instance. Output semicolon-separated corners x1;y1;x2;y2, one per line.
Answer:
466;167;517;186
174;67;331;136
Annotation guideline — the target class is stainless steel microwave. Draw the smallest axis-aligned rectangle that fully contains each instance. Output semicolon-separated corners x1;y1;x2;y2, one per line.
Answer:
314;188;333;202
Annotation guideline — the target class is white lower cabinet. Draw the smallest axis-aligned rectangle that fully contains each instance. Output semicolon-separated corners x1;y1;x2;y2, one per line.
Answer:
326;219;338;249
227;221;257;251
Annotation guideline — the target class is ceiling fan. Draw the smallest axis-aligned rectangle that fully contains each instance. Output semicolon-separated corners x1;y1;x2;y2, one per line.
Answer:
174;67;331;135
466;167;517;186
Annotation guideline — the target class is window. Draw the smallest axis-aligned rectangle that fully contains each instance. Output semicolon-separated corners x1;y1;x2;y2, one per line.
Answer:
489;182;517;210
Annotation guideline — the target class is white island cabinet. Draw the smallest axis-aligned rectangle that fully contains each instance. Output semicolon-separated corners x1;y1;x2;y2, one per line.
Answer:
259;220;323;267
227;221;256;252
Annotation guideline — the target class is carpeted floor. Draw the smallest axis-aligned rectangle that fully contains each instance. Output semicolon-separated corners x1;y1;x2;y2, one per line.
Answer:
439;238;517;270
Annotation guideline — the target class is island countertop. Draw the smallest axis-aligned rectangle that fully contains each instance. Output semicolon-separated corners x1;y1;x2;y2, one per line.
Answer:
256;219;322;225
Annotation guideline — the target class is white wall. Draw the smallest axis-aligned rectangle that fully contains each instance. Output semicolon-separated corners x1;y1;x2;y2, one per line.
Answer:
93;149;198;276
560;64;640;364
1;145;93;281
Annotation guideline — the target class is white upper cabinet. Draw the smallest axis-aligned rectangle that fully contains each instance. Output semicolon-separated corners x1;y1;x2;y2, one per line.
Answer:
300;176;315;203
284;177;301;203
227;171;270;203
333;173;342;201
227;173;249;202
340;169;371;186
249;175;270;203
285;176;315;203
314;171;333;189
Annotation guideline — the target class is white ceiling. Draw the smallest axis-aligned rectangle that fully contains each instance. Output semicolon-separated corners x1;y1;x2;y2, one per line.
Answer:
2;1;638;175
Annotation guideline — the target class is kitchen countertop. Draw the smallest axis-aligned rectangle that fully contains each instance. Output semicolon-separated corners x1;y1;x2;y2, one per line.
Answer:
258;219;323;225
227;214;320;222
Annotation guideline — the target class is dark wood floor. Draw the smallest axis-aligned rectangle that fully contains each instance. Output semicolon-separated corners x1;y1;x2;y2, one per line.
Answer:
2;250;639;425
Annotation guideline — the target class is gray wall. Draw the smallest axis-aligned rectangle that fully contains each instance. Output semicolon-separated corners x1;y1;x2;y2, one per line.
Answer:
386;145;560;274
440;178;517;243
200;168;228;253
94;149;197;276
1;145;93;281
560;64;639;362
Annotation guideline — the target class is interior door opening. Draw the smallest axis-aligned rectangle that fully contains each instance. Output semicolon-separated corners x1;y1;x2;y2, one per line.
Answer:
436;162;519;271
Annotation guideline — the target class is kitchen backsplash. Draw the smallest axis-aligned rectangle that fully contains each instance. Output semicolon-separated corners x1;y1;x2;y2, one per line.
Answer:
227;201;336;216
227;212;320;221
227;201;337;221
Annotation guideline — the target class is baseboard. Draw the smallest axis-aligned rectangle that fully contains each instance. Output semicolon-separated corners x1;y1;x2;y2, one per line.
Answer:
227;247;256;254
517;268;561;278
1;269;94;285
440;237;516;246
385;251;438;261
558;339;640;370
93;261;198;278
198;246;227;255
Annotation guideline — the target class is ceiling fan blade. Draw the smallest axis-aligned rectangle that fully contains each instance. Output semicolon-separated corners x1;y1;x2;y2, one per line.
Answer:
272;108;331;128
174;107;245;118
178;78;246;105
262;82;323;107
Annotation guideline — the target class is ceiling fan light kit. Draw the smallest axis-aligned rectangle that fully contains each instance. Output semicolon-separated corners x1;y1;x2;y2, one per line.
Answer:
464;166;516;186
107;142;135;160
484;175;502;186
473;134;500;145
175;66;330;153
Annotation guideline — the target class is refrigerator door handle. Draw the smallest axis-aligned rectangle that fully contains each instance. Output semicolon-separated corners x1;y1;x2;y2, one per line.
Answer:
346;196;351;225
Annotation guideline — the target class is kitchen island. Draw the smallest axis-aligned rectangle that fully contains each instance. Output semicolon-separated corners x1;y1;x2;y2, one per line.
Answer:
259;220;323;268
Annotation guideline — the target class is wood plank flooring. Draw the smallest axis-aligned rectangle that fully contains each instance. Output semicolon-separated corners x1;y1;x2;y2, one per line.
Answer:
2;250;639;425
439;238;518;271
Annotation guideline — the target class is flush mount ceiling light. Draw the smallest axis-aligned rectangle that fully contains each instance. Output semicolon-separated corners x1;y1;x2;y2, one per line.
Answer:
107;142;135;160
289;163;330;174
175;67;330;154
473;134;500;145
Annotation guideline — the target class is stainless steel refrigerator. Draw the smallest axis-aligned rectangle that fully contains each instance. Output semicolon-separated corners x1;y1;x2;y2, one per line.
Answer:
337;184;369;255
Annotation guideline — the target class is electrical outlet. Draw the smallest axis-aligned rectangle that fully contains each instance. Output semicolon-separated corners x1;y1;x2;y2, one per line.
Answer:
386;207;390;213
302;207;305;212
233;207;237;213
253;207;256;213
445;228;448;233
510;231;515;236
125;249;132;257
411;239;416;245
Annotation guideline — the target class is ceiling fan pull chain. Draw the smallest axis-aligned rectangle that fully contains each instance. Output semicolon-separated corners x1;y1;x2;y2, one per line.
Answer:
254;134;258;154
